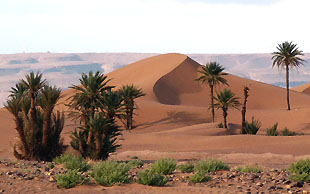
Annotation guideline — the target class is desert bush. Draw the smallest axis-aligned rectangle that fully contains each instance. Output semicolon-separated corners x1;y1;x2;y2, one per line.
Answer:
266;123;278;136
194;159;229;173
151;158;177;175
178;161;195;173
56;170;85;189
245;117;261;134
281;128;297;136
189;171;212;183
217;122;224;128
235;165;262;173
91;161;130;186
48;163;55;169
128;159;143;169
137;169;168;186
289;158;310;182
5;72;65;161
54;154;90;172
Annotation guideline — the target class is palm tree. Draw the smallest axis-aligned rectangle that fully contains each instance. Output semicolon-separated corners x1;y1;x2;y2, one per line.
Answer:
21;72;47;157
214;89;241;128
39;86;61;148
196;62;228;122
102;89;124;122
241;86;250;134
119;84;145;130
272;41;305;110
67;71;112;144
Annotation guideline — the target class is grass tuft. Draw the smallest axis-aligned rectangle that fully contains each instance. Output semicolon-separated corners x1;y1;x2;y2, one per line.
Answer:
194;159;229;173
289;158;310;182
178;161;195;173
137;169;168;186
151;158;177;175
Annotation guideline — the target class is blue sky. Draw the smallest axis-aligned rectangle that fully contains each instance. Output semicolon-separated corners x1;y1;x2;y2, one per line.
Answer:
0;0;309;54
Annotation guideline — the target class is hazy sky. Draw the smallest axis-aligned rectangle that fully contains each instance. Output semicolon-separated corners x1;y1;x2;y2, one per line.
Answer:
0;0;309;54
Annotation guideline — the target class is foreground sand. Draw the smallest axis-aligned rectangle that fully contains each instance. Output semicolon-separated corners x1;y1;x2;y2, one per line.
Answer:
1;53;310;193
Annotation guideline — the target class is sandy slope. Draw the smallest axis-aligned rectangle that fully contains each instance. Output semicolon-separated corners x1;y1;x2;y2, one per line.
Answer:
292;83;310;95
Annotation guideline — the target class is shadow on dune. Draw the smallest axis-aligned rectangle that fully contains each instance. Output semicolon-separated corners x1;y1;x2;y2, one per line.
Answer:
136;111;210;130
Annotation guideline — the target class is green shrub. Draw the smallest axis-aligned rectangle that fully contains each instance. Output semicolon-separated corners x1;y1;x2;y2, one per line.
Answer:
178;162;195;173
54;154;90;172
56;170;85;189
235;165;262;173
194;159;229;173
189;171;211;183
151;158;177;175
245;117;261;134
137;169;168;186
48;163;55;169
281;128;297;136
289;159;310;182
91;161;130;186
266;123;278;136
128;159;143;169
218;122;224;128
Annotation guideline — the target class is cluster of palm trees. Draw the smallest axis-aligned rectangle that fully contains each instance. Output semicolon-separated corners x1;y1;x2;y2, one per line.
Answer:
197;41;305;130
5;72;65;161
67;71;145;160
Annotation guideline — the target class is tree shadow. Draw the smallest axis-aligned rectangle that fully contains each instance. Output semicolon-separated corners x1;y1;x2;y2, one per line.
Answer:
137;111;210;129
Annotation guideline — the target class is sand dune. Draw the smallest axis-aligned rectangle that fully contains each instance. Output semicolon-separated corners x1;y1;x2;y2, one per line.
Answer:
292;83;310;95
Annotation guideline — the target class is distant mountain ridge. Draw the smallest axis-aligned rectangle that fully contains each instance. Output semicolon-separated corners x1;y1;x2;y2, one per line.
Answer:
0;52;309;106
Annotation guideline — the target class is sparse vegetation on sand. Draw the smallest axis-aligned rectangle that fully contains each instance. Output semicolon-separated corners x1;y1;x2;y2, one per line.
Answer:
289;158;310;182
235;165;262;173
151;158;177;175
54;153;90;172
137;169;168;186
128;158;144;169
245;117;261;135
178;161;195;173
266;123;279;136
189;171;212;183
90;161;131;186
56;169;86;189
194;159;229;173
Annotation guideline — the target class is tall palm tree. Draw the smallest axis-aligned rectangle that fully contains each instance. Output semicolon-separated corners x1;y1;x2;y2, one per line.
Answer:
196;62;228;122
101;89;124;122
68;71;112;144
21;72;47;156
214;89;241;128
119;84;145;130
272;41;305;110
39;86;61;147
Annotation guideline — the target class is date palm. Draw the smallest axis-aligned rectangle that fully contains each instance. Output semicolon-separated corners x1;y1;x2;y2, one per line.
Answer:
214;89;241;128
272;41;305;110
196;62;228;123
119;84;145;130
67;71;112;144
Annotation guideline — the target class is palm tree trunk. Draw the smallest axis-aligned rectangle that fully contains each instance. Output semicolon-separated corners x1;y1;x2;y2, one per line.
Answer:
241;87;249;134
29;92;39;159
126;108;131;130
15;117;30;158
223;108;228;128
210;84;215;123
286;64;291;110
95;131;102;159
87;107;95;145
42;110;52;147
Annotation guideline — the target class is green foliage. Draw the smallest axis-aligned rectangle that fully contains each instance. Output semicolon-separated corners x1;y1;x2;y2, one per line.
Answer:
189;171;212;183
67;71;122;160
178;162;195;173
151;158;177;175
137;169;168;186
245;117;261;135
90;161;130;186
194;159;229;173
289;159;310;182
5;72;65;161
281;128;297;136
128;159;143;169
48;163;55;169
56;170;85;189
217;122;224;128
235;165;262;173
266;123;278;136
54;154;90;172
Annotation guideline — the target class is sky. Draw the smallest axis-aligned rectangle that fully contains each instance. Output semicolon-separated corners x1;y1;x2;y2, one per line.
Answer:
0;0;309;54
